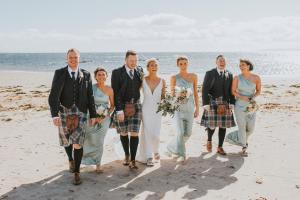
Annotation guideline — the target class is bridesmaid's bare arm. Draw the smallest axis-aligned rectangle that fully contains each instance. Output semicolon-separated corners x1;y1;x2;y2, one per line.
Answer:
192;74;199;109
170;75;176;97
253;75;261;98
161;79;166;99
108;87;115;114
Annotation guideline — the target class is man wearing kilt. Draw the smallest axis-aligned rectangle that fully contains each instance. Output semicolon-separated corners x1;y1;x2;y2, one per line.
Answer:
200;55;236;155
48;48;97;185
111;50;143;169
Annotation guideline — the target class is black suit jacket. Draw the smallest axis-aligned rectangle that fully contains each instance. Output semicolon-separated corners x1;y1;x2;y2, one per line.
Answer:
48;66;97;118
202;68;235;106
111;65;143;112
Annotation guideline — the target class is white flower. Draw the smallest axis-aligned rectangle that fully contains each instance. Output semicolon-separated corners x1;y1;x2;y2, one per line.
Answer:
225;71;229;79
186;88;193;97
96;105;106;115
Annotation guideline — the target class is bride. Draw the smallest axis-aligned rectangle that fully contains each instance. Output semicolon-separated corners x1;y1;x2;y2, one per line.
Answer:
137;58;166;166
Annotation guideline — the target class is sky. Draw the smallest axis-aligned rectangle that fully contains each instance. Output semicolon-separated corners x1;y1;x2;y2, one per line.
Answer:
0;0;300;52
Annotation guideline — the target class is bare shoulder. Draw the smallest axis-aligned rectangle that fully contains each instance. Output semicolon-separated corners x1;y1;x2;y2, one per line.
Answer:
106;86;114;95
252;74;261;82
189;73;198;80
233;75;239;80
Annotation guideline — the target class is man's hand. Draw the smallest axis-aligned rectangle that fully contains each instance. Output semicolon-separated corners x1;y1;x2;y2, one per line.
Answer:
52;117;61;126
89;118;97;126
117;113;125;122
203;105;210;111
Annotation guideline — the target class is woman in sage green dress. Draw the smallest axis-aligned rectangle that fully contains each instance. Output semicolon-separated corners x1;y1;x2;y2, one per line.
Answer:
82;67;114;173
226;59;261;156
166;56;199;163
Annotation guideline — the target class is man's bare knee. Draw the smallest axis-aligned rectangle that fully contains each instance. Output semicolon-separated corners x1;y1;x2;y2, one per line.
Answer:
130;132;139;137
73;144;81;149
120;132;128;136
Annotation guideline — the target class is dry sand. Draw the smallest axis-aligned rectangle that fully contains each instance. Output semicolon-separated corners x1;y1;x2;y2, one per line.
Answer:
0;70;300;200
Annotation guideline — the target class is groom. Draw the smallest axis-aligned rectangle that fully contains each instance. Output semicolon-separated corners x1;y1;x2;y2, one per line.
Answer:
111;50;143;169
200;55;236;155
48;48;96;185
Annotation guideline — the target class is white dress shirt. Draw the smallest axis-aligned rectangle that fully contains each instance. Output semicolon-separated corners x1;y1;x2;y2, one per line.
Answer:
216;67;225;76
68;65;79;79
125;65;135;79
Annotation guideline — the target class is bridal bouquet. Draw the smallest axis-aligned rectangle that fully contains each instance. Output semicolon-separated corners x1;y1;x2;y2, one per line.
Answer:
245;99;259;113
156;93;179;117
156;87;193;117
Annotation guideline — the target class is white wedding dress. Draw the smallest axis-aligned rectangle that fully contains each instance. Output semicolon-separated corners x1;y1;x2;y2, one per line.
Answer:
137;78;163;163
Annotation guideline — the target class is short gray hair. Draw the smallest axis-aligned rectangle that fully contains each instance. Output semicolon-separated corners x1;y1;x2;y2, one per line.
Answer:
67;48;80;56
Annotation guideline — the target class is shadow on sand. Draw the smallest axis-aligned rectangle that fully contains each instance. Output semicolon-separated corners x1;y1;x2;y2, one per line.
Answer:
1;153;244;200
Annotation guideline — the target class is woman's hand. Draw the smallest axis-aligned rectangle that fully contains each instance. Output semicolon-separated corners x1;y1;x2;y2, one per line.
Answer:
239;96;250;102
95;117;105;124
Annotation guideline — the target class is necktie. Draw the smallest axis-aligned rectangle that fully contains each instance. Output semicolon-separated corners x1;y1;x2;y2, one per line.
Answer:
220;71;224;78
71;72;76;81
129;70;134;79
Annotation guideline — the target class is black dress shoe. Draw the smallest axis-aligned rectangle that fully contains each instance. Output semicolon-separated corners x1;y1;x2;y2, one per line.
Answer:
123;155;130;166
129;160;138;170
73;172;82;185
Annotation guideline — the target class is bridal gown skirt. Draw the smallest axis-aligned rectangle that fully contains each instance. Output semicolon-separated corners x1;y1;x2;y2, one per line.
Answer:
137;109;162;163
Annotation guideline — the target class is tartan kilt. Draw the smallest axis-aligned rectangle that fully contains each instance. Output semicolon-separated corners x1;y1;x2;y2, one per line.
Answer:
111;102;142;134
200;97;236;129
58;104;87;147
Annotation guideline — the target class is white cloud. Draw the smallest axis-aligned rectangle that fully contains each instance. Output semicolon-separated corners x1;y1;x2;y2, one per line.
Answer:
0;14;300;52
110;13;196;27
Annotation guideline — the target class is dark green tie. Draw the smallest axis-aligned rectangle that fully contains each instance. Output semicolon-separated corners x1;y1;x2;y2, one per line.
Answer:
71;72;76;82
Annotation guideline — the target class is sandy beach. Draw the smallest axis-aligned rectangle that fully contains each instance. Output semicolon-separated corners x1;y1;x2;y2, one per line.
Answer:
0;70;300;200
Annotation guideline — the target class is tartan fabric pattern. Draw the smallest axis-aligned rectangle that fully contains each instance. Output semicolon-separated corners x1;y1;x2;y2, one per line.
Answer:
58;104;87;147
112;103;142;133
200;97;236;129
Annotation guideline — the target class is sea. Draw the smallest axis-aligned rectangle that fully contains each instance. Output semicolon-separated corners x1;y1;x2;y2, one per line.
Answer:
0;51;300;77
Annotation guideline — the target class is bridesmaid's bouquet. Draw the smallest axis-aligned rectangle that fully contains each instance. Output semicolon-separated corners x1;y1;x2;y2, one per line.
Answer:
156;87;193;117
95;105;109;127
245;99;259;113
175;86;193;104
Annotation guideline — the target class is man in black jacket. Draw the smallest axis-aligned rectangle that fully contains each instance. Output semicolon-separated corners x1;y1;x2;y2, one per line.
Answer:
48;48;96;185
111;50;143;169
200;55;236;155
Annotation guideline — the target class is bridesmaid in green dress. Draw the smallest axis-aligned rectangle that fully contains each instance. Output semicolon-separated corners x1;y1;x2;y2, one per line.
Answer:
82;67;114;173
166;56;200;163
226;59;261;156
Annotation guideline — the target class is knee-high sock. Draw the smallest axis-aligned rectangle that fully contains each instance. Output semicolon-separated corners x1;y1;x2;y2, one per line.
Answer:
218;128;226;147
120;135;130;156
130;136;139;161
207;128;215;141
73;148;83;173
64;144;73;161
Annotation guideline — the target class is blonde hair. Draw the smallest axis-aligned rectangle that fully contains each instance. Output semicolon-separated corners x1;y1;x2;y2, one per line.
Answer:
176;55;188;64
146;58;158;68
